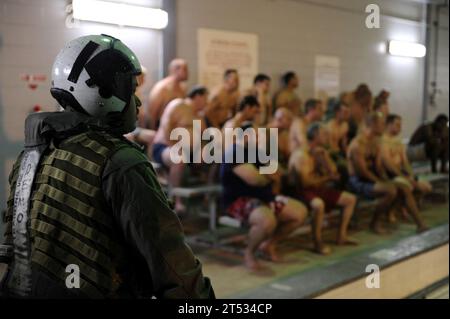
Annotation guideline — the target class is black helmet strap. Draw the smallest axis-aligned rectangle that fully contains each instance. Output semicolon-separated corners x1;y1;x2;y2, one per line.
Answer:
68;41;99;84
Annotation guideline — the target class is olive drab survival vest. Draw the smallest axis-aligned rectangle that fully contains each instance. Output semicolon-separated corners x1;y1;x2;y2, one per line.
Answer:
5;131;131;298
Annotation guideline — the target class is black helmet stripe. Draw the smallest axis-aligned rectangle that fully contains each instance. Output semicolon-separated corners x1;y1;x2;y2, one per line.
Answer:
68;41;100;84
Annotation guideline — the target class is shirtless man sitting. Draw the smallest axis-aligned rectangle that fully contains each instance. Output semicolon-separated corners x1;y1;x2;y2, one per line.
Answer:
267;108;294;169
289;123;358;255
146;59;188;129
207;69;240;128
220;123;308;271
327;101;350;157
326;100;351;188
289;99;324;153
223;95;261;131
203;100;225;130
152;86;208;212
348;84;372;142
347;112;427;234
382;114;432;199
244;74;272;126
273;71;302;116
373;90;390;119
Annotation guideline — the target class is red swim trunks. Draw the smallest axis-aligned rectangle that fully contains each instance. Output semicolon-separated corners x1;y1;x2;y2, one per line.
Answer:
226;196;286;224
297;188;342;212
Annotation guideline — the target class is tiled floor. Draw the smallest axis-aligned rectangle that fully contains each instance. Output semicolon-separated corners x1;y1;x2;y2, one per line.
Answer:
0;202;447;299
193;202;449;298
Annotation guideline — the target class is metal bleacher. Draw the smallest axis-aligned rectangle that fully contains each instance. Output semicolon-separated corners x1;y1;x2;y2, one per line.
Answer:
412;161;449;199
150;159;448;250
151;161;226;243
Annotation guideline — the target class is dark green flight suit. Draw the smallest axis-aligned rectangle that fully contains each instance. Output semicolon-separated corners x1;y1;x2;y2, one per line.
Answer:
1;112;214;299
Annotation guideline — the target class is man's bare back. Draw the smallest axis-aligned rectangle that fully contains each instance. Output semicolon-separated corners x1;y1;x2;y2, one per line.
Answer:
147;77;186;129
222;112;247;130
275;89;301;116
208;87;240;127
153;98;195;146
245;88;271;126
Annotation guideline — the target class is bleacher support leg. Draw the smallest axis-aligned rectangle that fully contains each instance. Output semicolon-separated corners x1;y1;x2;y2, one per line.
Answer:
208;194;217;233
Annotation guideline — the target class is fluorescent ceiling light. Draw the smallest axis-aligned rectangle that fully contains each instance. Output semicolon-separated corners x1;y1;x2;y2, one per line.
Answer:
388;40;426;58
72;0;168;29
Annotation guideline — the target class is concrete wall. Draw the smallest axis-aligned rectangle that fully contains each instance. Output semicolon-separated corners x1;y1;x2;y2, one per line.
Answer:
0;0;164;235
176;0;442;137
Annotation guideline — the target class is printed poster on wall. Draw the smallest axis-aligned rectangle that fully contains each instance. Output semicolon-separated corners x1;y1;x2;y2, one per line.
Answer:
198;28;259;91
314;55;340;101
